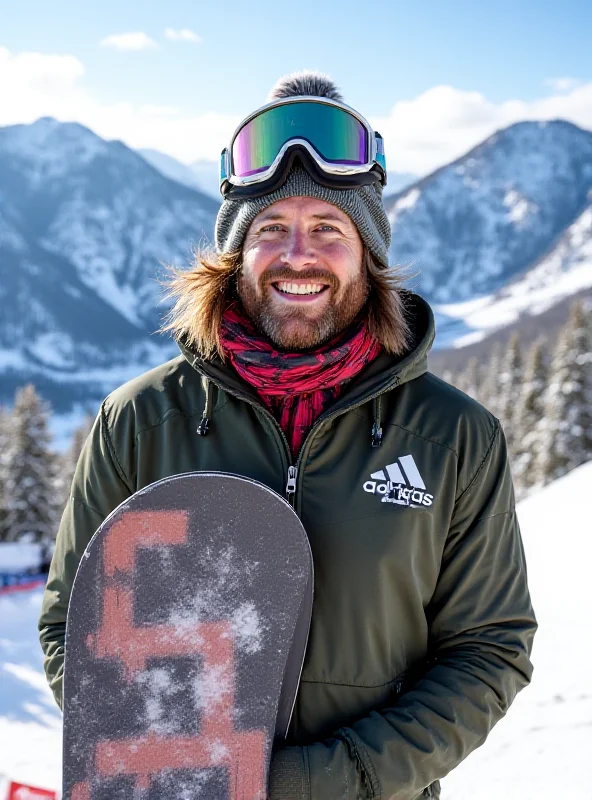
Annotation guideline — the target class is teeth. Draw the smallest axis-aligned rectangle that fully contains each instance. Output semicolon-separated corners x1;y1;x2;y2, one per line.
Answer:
276;282;325;295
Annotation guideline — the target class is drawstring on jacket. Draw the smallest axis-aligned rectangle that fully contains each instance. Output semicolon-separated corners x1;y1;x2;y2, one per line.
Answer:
371;396;383;448
197;373;384;448
197;378;213;436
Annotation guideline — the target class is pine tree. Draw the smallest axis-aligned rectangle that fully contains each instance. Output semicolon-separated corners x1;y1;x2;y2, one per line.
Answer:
536;301;592;485
58;413;95;512
460;357;483;402
498;333;523;461
0;405;11;540
481;341;503;419
3;384;59;544
512;339;548;498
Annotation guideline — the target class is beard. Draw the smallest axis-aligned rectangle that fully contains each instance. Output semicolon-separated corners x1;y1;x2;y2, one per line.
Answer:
237;264;370;351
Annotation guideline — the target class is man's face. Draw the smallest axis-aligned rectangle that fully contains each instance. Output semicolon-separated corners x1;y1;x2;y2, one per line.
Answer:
238;196;368;350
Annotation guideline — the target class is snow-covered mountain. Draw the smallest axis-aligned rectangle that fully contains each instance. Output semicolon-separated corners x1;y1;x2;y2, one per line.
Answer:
0;117;219;420
1;461;590;797
137;148;220;198
1;116;592;439
433;198;592;349
387;120;592;306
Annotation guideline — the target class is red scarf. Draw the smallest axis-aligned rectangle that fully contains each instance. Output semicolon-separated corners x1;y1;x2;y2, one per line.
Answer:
219;304;381;456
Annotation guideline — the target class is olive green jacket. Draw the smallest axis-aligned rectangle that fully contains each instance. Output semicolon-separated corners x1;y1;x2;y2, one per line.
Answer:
39;295;536;800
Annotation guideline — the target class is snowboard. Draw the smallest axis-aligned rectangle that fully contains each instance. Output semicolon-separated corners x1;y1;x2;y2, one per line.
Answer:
62;472;313;800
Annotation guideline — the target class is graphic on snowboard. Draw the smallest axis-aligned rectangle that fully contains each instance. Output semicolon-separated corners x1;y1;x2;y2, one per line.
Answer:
62;472;313;800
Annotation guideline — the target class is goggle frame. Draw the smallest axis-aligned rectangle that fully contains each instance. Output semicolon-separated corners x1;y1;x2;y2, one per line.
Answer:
219;96;387;196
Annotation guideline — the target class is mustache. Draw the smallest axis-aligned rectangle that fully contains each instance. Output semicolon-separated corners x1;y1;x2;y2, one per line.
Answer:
259;266;338;289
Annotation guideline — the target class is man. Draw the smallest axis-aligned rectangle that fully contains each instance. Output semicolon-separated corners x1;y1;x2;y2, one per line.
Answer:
40;72;536;799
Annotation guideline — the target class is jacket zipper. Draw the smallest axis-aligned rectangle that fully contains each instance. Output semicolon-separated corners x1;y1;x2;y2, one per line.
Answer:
288;375;401;513
285;465;298;506
191;358;400;514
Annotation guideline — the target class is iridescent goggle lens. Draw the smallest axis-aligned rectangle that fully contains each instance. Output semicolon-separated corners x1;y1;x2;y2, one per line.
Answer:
231;102;369;178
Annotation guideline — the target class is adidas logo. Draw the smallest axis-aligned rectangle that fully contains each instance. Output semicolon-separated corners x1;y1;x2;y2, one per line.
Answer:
363;455;434;507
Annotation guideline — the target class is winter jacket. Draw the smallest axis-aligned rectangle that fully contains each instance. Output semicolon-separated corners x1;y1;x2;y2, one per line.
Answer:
39;293;536;800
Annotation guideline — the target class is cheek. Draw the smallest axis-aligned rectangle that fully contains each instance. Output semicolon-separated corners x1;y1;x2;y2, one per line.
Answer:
320;242;364;281
242;241;280;281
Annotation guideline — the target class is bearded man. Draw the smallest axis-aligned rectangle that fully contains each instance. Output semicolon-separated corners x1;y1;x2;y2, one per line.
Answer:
39;73;536;800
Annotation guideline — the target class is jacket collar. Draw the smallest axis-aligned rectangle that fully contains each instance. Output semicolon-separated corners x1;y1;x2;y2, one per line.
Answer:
179;292;435;411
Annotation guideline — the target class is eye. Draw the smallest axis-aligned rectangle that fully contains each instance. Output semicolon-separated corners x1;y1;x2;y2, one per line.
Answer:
316;224;338;232
260;224;284;232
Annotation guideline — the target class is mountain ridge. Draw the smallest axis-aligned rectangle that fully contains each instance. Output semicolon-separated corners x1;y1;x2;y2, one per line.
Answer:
1;115;590;444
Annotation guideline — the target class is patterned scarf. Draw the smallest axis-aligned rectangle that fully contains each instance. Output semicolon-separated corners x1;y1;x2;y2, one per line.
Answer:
219;304;381;457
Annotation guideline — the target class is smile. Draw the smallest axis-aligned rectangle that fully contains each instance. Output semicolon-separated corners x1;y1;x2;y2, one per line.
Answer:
273;281;328;296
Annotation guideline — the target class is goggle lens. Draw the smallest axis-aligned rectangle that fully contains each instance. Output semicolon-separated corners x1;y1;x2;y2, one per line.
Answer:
232;102;369;178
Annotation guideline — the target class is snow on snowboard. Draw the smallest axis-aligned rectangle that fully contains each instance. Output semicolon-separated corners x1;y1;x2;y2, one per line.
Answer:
62;472;313;800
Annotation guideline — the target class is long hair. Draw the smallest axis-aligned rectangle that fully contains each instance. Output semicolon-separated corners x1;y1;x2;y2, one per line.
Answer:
161;247;412;360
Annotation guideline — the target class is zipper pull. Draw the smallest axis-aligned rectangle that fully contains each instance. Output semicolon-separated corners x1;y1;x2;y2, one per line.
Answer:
286;466;297;503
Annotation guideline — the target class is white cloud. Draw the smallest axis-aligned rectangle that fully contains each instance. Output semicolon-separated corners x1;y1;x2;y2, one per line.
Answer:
371;82;592;175
544;77;582;94
0;48;236;163
99;32;159;51
164;28;202;44
0;47;90;124
140;104;179;117
0;47;591;173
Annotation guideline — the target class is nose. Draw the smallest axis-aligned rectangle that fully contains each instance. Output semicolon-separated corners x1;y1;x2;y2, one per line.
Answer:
280;228;317;270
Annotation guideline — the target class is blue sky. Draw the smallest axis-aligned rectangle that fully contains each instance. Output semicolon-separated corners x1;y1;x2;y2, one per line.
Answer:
1;0;591;174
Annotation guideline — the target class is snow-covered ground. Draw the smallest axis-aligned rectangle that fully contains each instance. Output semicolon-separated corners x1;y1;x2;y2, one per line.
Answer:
0;462;590;798
0;589;62;795
441;461;592;799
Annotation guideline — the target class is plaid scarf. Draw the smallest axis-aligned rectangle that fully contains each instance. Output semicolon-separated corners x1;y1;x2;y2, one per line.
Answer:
220;304;381;457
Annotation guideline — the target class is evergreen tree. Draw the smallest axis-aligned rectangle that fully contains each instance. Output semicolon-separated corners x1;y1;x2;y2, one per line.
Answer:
0;405;11;539
3;384;59;544
460;356;483;402
481;341;503;419
536;301;592;485
58;413;95;512
512;339;548;498
498;333;523;460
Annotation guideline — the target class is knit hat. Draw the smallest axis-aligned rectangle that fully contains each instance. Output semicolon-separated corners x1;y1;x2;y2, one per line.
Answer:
214;72;392;265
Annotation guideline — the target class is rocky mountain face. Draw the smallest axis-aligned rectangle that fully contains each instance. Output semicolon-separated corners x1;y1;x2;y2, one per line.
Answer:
1;116;591;442
386;120;592;305
0;117;219;419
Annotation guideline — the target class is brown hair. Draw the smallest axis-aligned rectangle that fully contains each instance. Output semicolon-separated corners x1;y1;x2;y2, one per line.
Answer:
161;247;412;360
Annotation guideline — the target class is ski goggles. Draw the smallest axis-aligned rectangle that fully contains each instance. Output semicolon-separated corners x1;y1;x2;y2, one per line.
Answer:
219;96;387;198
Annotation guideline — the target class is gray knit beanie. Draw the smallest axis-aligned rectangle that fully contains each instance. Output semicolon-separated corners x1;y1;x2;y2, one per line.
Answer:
215;72;391;265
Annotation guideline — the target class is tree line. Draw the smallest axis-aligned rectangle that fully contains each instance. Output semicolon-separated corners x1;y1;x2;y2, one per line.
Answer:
443;299;592;499
0;390;93;548
0;298;590;546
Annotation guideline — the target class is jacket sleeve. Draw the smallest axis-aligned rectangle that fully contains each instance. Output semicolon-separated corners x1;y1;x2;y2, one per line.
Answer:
38;400;133;709
269;421;537;800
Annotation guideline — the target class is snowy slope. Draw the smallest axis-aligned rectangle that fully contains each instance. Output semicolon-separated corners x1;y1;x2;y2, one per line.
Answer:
433;200;592;348
0;588;62;794
0;462;590;797
387;120;592;305
441;461;592;799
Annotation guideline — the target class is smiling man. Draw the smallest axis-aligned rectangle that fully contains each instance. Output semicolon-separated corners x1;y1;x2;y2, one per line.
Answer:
39;73;536;800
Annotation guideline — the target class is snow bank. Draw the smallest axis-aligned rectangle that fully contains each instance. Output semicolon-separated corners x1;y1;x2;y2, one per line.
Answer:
0;543;42;574
441;460;592;799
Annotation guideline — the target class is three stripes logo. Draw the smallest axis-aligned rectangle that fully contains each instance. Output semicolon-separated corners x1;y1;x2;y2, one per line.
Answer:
363;455;434;507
